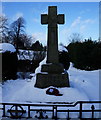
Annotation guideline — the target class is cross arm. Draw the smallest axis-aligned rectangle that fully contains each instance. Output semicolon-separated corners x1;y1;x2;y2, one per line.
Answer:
41;14;48;24
57;14;65;24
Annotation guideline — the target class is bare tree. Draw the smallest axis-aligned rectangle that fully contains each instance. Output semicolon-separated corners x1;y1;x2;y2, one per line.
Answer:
68;33;83;43
10;17;25;52
19;34;32;49
0;15;8;42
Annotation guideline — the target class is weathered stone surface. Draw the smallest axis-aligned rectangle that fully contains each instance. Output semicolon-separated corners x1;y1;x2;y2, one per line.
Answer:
35;73;70;88
41;6;64;64
41;63;64;74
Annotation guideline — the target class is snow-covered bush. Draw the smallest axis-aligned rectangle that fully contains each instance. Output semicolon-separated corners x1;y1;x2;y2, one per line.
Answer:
1;43;18;81
17;50;46;73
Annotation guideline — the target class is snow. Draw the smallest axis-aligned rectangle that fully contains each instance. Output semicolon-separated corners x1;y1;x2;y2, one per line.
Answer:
2;78;89;103
18;49;46;60
68;63;99;101
49;88;54;93
1;57;100;118
2;60;99;103
18;49;34;60
35;57;46;74
0;43;16;53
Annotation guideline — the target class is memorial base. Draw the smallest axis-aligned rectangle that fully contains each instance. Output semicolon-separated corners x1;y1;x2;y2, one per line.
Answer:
35;72;70;88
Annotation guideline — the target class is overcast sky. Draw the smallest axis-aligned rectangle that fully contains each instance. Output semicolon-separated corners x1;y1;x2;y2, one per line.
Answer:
2;2;99;45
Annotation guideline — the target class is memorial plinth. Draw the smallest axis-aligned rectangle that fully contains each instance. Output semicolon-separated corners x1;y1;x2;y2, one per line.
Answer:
35;6;70;88
35;73;69;88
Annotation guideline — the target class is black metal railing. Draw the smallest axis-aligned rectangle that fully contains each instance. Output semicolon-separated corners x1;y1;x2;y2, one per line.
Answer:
0;101;101;119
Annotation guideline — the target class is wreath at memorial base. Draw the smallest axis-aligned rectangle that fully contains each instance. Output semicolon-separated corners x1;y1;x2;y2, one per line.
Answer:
46;87;63;96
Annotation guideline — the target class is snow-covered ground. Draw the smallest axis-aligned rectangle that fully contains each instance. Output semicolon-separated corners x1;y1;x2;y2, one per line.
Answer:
0;56;100;118
1;57;99;103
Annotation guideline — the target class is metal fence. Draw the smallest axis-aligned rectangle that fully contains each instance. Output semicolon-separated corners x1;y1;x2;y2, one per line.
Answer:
0;101;101;119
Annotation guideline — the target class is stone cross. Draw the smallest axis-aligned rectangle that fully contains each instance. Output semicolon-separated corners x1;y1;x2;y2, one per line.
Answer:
35;6;70;88
41;6;64;64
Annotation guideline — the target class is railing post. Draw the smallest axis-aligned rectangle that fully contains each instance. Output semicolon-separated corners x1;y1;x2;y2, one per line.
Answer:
67;109;70;120
28;105;31;118
55;106;57;119
15;105;18;117
79;102;82;119
2;104;6;117
91;105;95;119
52;106;57;119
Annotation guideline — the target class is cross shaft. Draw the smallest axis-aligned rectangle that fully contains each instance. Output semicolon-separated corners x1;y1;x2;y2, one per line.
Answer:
41;6;64;63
